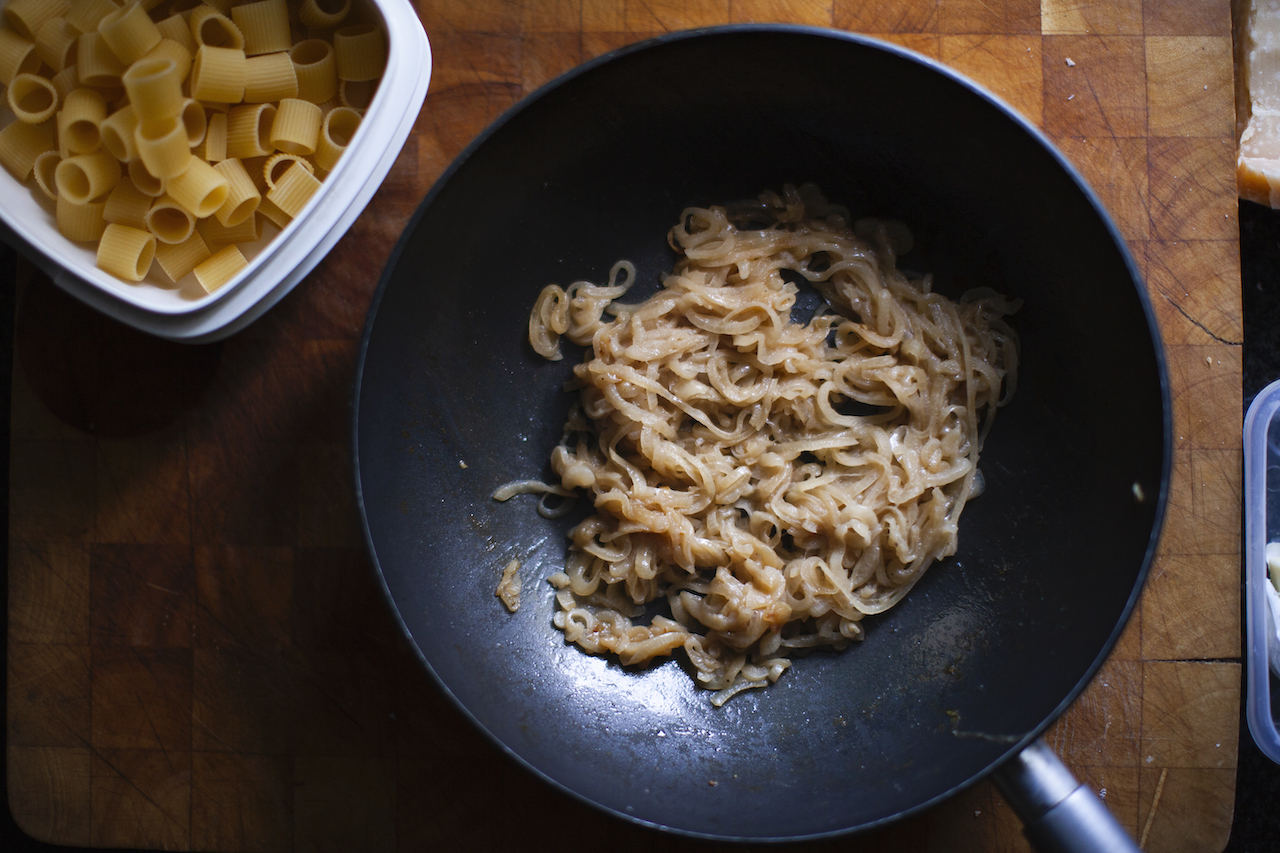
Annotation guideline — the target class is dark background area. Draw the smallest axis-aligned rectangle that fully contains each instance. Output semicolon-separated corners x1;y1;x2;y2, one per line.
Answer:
2;200;1279;849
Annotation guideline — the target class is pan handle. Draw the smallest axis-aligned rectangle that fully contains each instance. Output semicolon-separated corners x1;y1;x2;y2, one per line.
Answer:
992;738;1140;853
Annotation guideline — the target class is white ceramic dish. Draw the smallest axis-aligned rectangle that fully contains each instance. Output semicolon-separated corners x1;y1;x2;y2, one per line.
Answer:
0;0;431;341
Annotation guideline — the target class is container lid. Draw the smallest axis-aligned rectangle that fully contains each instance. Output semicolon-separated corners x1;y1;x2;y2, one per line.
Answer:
1243;377;1280;763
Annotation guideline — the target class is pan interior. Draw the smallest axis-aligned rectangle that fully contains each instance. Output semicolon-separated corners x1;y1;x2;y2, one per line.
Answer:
354;28;1167;840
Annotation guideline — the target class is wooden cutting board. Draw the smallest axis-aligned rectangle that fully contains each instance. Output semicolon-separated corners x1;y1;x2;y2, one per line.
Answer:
6;1;1242;850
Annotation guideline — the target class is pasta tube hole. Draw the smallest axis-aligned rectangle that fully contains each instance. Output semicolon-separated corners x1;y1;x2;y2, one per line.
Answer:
196;13;244;50
339;78;375;110
60;89;108;154
55;151;122;205
146;200;195;243
63;119;100;153
222;196;257;226
325;106;358;146
300;0;350;27
8;74;57;122
133;239;156;278
290;39;330;66
181;99;207;145
32;151;59;199
57;164;94;204
264;152;312;187
255;104;274;147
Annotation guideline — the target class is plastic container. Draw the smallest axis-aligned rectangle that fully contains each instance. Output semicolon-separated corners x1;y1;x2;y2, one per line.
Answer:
0;0;431;342
1243;378;1280;763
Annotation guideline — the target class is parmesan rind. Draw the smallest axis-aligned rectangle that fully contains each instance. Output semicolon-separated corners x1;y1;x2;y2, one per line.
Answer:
1236;0;1280;205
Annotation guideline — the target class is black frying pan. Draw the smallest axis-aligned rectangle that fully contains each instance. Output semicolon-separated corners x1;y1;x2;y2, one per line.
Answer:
353;26;1169;847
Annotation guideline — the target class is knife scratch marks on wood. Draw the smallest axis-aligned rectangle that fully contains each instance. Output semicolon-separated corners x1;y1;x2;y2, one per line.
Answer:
1139;766;1168;848
948;32;1000;62
1081;74;1118;140
145;581;183;596
138;692;175;768
88;743;184;826
1155;291;1241;346
632;0;674;33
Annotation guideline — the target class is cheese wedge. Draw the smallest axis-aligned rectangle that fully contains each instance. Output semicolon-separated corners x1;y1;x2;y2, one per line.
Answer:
1236;0;1280;205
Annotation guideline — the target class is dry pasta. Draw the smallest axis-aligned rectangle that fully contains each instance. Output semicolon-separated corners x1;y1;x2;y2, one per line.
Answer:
8;73;59;124
193;242;246;292
263;151;312;187
299;0;349;29
55;149;121;204
100;105;140;162
96;222;155;281
243;50;297;103
263;159;319;216
128;158;166;197
314;105;358;170
211;157;259;225
268;97;320;155
77;31;125;86
66;0;118;34
99;1;162;65
103;179;153;229
154;14;196;54
141;38;193;83
290;39;337;104
180;98;207;145
55;193;107;241
0;111;56;180
5;0;70;41
232;0;290;56
338;78;375;111
49;63;78;100
241;154;268;190
144;193;196;242
0;26;40;85
122;57;184;123
34;16;77;72
196;0;236;14
32;149;60;199
225;101;274;157
0;0;388;290
135;115;191;179
154;230;211;280
256;194;289;228
166;156;228;216
203;111;228;161
198;206;259;243
189;5;243;50
190;43;246;103
58;88;107;154
333;24;383;82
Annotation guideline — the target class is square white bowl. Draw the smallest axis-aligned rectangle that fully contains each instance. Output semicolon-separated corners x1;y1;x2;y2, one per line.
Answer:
0;0;431;341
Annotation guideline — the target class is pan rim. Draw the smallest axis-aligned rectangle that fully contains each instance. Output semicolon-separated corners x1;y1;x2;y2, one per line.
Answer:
351;22;1174;842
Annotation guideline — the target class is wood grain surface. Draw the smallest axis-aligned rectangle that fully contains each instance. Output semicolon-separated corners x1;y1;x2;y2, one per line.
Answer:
7;1;1242;851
